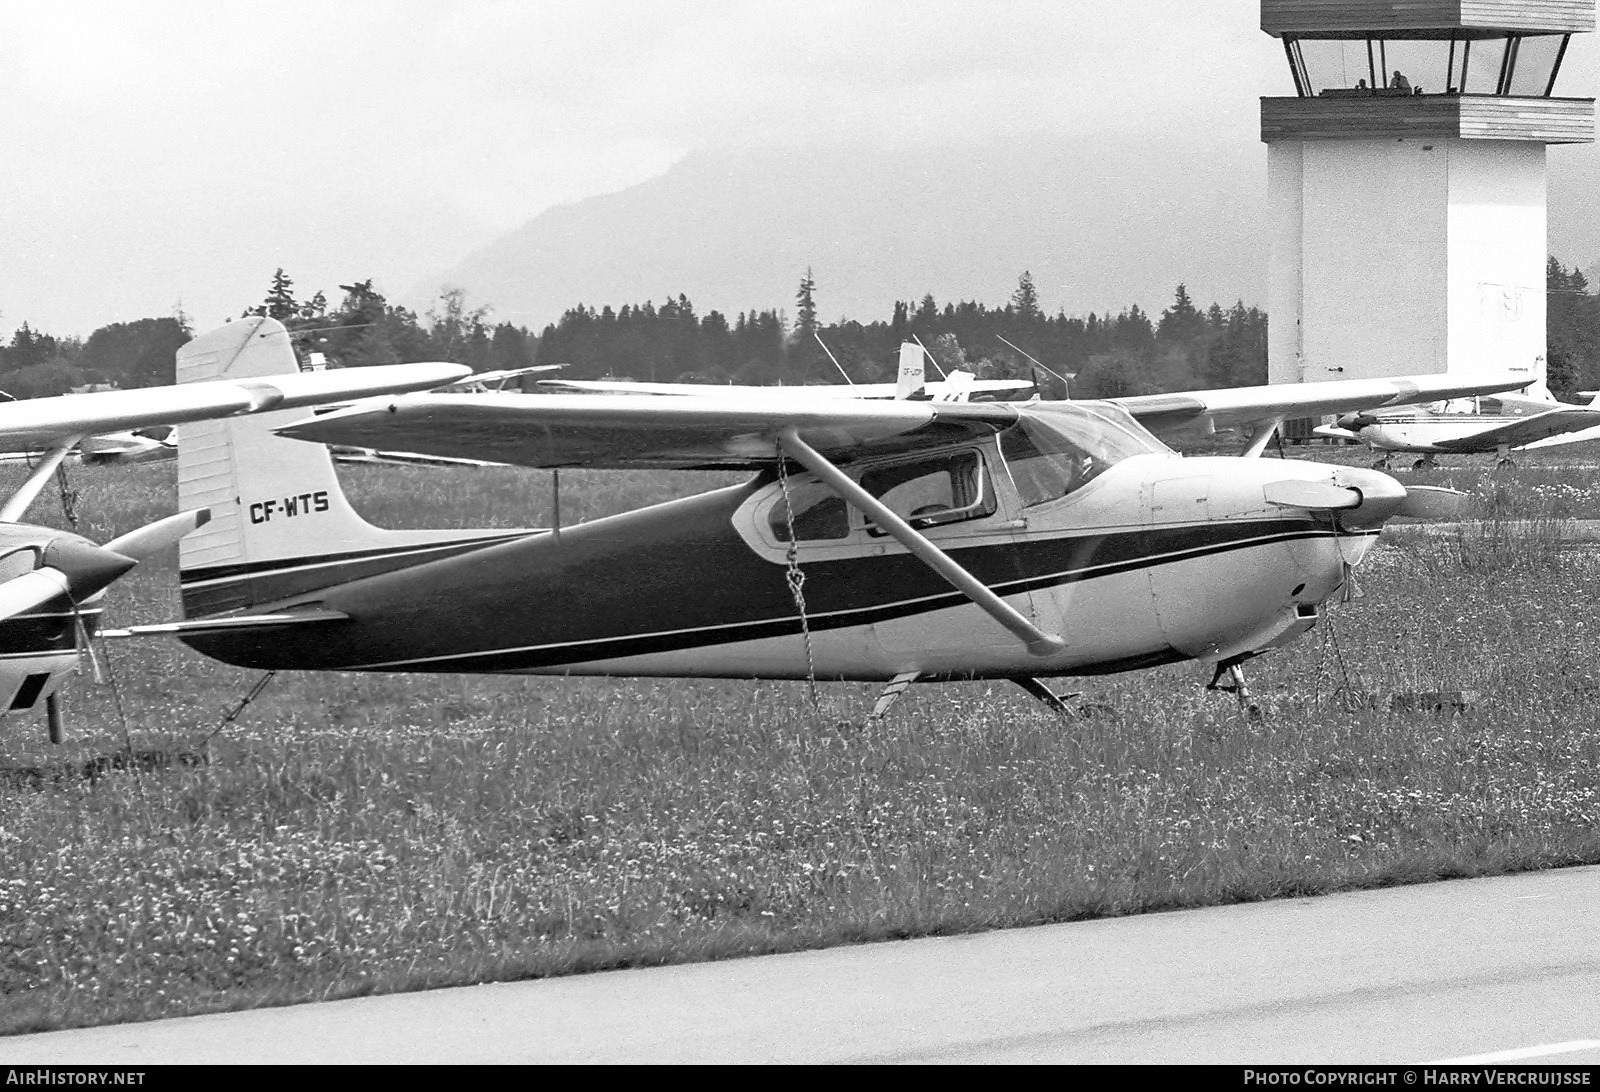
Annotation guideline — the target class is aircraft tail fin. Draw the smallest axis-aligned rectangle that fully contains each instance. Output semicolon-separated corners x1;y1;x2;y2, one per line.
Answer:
176;318;526;618
894;342;924;400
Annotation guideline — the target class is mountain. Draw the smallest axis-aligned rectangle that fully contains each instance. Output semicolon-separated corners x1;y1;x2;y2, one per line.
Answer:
418;136;1600;331
414;138;1272;329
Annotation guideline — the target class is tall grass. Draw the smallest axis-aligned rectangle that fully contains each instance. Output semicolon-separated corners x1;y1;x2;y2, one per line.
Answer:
2;457;1599;1034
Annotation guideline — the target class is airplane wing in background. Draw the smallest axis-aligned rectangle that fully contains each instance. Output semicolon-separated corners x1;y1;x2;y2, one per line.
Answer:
436;364;565;392
537;377;1036;401
1423;407;1600;452
1111;373;1532;442
0;329;469;454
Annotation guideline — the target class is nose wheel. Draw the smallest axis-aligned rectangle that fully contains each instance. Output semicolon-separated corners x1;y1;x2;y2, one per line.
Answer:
1206;658;1263;719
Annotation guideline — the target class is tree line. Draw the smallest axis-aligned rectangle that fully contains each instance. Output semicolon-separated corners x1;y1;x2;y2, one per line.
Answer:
5;261;1599;400
534;271;1269;399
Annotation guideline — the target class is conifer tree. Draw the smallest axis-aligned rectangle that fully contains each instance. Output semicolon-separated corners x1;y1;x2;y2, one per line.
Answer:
1010;271;1042;322
796;268;818;338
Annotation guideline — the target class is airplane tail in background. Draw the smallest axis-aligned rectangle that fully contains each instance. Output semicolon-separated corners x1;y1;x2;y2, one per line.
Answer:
176;318;529;618
894;343;924;400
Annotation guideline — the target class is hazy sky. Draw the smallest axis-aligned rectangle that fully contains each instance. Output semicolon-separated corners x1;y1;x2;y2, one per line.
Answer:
4;1;1596;339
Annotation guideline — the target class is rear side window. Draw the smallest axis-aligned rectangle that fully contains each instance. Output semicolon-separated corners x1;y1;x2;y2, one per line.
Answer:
770;479;849;542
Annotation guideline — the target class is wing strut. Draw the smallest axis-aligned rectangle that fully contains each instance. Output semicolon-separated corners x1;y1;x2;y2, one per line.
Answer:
776;428;1066;657
1241;417;1284;459
0;438;83;523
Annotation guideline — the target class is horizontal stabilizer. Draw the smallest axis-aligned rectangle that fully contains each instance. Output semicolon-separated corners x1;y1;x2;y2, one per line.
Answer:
101;608;349;640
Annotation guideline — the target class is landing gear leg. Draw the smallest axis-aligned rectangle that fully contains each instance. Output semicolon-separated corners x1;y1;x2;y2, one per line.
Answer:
866;671;921;722
1013;677;1082;715
1412;454;1437;470
1206;657;1262;718
1495;445;1516;471
1372;454;1393;470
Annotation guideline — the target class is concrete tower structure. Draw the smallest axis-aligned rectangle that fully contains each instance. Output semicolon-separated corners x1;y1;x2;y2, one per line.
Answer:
1262;1;1593;396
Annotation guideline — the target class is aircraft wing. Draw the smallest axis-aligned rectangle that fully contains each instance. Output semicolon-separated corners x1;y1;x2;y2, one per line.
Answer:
1429;407;1600;452
276;393;1020;469
0;360;471;452
538;377;1036;401
1111;373;1532;439
437;364;565;391
538;379;869;398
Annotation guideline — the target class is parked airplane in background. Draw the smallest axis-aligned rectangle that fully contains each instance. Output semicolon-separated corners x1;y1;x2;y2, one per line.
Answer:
0;316;468;740
114;325;1525;721
1316;391;1600;468
438;364;564;393
77;426;178;465
326;364;561;467
539;344;1036;402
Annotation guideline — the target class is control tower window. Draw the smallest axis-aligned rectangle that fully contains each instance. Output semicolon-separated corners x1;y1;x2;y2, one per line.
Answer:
1287;33;1569;98
1506;34;1568;97
1460;37;1509;93
1293;39;1375;95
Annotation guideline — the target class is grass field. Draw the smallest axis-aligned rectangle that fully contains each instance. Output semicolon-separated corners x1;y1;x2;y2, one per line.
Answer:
2;448;1600;1034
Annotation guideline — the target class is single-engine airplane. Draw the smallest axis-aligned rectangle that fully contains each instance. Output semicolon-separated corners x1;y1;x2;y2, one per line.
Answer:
538;344;1035;403
77;425;179;465
115;324;1527;719
0;315;468;739
1315;390;1600;468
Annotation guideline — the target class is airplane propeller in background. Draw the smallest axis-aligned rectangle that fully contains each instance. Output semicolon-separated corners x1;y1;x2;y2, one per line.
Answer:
0;510;210;623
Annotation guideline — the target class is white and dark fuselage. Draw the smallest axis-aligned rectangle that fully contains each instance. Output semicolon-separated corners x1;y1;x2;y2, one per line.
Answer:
176;445;1371;683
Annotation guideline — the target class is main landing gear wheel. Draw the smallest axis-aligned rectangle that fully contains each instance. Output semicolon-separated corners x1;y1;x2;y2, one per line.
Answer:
1372;456;1393;470
1206;659;1263;720
1496;457;1517;471
1412;455;1436;470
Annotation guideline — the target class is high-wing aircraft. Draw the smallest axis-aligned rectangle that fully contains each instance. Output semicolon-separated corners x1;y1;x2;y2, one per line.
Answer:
326;364;562;467
538;344;1035;403
113;329;1526;720
438;364;564;393
77;425;178;465
1314;391;1600;468
0;315;468;739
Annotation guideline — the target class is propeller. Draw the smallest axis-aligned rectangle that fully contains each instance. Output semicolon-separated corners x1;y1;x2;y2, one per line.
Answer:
0;509;211;623
1335;412;1379;432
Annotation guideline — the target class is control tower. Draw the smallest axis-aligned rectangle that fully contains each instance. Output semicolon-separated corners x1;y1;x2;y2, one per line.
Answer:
1262;1;1593;394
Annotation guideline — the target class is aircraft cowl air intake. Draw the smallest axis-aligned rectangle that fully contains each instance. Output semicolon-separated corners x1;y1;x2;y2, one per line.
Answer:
1264;469;1467;526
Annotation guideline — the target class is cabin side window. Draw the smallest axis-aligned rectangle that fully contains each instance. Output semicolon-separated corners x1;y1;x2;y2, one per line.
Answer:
1000;420;1100;507
770;479;850;542
0;548;41;583
859;450;993;532
768;449;995;543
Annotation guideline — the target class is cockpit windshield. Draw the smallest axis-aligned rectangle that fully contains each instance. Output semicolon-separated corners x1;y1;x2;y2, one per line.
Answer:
999;402;1170;507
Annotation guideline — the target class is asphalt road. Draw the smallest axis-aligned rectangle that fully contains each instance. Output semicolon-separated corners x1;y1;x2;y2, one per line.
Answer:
3;865;1597;1064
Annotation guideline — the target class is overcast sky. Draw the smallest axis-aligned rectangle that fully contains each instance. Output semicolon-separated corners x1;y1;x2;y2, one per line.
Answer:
4;1;1596;340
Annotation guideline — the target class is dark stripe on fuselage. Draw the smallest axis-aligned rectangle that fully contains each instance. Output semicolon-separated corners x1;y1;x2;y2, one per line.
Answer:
180;532;532;616
181;481;1359;675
